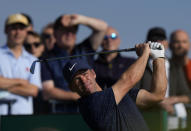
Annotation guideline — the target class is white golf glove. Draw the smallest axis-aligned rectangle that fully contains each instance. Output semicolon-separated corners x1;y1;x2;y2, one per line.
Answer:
149;41;165;59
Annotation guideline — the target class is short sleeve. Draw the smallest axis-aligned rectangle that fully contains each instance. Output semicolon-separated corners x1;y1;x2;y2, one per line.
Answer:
41;62;53;82
77;38;94;52
128;88;140;102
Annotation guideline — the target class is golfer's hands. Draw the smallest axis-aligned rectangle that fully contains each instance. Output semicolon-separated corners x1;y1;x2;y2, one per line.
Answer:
149;42;165;60
135;43;150;57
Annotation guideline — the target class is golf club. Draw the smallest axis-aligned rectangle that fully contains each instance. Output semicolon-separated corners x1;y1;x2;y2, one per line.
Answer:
30;47;135;74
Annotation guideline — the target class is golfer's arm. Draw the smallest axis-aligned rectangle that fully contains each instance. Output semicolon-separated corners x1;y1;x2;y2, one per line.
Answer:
42;80;80;101
136;58;167;108
112;51;149;104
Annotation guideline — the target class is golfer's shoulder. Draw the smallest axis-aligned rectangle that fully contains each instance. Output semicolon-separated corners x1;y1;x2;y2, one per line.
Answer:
80;88;114;103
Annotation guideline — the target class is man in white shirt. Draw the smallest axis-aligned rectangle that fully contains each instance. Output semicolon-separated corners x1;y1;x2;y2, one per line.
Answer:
0;13;41;115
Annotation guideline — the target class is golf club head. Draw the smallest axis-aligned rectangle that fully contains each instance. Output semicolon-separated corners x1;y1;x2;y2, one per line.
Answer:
30;60;37;74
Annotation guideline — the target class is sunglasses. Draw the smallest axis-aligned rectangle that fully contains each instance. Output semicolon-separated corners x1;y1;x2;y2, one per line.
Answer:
104;33;118;40
24;42;41;50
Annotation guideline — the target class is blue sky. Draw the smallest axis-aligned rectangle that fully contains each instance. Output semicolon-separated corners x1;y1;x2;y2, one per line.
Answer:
0;0;191;57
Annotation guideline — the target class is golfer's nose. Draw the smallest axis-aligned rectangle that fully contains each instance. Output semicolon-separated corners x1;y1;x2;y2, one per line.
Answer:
80;75;86;84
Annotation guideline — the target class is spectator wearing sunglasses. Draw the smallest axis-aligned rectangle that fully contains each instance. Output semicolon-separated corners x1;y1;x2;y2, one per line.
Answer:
41;23;56;52
0;13;41;115
41;14;108;113
24;31;44;58
94;26;136;89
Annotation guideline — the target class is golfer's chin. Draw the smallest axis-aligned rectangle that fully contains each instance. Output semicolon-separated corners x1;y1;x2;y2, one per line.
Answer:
80;90;91;96
83;86;95;95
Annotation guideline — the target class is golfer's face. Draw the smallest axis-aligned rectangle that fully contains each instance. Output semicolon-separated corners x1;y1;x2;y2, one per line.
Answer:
72;69;96;96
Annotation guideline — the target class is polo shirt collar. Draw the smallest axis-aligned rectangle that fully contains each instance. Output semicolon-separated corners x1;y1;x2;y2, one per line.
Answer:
2;44;29;58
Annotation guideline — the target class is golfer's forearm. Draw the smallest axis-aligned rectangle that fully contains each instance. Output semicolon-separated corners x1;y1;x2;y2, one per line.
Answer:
119;51;149;89
151;58;167;101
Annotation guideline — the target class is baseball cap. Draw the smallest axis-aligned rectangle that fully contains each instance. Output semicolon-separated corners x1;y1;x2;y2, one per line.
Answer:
5;13;29;26
146;27;167;42
63;59;92;83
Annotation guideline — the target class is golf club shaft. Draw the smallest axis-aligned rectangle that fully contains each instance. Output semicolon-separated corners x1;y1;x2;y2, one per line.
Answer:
30;47;135;74
41;48;135;62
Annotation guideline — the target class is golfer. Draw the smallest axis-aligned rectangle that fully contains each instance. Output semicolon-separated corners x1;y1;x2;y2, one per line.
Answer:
63;42;167;131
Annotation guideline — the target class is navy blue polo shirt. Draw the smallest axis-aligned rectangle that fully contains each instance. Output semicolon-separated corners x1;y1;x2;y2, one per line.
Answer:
94;54;136;89
41;38;95;112
79;87;149;131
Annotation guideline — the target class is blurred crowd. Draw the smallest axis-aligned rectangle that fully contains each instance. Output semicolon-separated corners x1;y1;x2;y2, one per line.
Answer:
0;13;191;131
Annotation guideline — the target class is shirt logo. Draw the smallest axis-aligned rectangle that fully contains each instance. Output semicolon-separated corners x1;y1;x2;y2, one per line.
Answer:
69;63;77;71
26;67;30;72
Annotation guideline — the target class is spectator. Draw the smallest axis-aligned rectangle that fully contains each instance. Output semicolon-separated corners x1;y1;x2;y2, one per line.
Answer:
146;27;168;49
24;31;45;58
94;26;135;89
138;28;191;130
136;27;178;129
168;30;191;109
41;23;56;52
167;30;191;112
170;30;191;90
0;13;41;115
63;42;167;131
41;14;108;113
167;30;191;130
137;27;169;93
21;13;34;31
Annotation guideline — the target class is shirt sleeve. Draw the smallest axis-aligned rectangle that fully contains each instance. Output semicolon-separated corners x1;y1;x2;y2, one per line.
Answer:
77;38;95;52
29;62;42;89
41;62;53;82
128;88;140;102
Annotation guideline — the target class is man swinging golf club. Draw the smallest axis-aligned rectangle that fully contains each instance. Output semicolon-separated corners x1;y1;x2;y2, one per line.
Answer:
63;42;167;131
